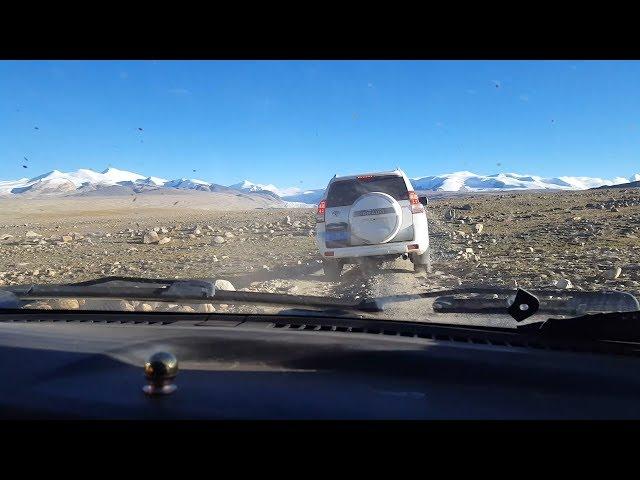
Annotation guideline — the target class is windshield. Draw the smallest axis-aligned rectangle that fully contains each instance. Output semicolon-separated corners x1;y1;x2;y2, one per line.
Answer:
1;60;639;325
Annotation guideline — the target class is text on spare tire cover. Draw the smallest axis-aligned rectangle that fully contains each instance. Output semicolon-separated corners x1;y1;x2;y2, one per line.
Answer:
353;207;397;217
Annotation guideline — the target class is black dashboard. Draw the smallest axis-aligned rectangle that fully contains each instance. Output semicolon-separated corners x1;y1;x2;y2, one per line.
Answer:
1;310;640;419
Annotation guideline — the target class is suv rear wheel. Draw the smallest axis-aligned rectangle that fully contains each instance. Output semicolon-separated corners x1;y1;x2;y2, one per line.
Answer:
322;259;343;280
411;248;432;274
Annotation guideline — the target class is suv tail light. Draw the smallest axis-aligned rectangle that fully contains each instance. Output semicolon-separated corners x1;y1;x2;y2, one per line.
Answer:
408;191;424;214
316;200;326;223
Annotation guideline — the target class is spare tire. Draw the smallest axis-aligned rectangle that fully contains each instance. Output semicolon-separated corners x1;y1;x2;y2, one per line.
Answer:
348;192;402;244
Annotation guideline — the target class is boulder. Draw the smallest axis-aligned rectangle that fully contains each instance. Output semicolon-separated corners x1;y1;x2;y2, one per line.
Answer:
214;279;235;291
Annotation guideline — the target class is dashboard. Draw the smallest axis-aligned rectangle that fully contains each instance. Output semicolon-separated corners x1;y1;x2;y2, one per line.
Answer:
1;310;640;419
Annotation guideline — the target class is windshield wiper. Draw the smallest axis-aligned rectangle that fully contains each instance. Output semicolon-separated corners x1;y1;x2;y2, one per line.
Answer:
367;286;640;319
518;310;640;342
1;276;382;313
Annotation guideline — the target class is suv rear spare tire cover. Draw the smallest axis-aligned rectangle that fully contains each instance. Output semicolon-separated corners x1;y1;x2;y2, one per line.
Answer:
348;192;403;244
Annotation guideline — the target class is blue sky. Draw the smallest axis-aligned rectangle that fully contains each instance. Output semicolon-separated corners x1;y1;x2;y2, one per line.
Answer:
1;60;639;189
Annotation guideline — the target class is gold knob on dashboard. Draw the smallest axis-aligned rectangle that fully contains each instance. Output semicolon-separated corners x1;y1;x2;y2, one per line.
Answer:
143;351;178;395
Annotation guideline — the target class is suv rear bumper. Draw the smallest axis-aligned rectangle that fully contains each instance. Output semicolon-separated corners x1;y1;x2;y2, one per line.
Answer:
318;241;428;259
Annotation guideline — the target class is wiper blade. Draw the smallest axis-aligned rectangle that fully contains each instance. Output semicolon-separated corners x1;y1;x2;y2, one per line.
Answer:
2;276;381;313
519;310;640;342
433;290;639;314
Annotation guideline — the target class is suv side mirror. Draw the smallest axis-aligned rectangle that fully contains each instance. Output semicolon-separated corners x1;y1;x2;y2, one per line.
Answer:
418;196;429;206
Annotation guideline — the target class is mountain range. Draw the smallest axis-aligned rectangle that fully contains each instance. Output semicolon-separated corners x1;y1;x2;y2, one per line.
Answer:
280;170;640;204
1;167;639;206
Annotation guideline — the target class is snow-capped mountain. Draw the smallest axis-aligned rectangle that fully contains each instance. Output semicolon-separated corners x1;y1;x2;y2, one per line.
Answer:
279;189;326;205
1;167;639;201
0;168;167;195
163;178;213;191
229;180;302;197
410;171;637;192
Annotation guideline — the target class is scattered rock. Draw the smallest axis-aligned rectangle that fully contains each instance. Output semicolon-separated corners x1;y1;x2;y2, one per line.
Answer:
606;266;622;280
169;305;196;313
214;279;235;291
118;300;135;311
143;231;159;244
554;279;573;289
158;237;172;244
51;298;80;310
212;236;226;244
23;301;53;310
25;231;40;238
192;303;216;313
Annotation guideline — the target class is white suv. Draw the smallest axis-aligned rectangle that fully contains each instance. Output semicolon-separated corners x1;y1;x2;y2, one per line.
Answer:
315;169;431;279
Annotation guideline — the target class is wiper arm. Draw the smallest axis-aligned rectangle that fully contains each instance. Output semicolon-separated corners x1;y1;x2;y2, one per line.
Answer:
2;276;382;313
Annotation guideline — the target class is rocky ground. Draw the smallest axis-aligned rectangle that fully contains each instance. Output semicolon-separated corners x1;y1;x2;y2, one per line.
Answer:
1;187;639;315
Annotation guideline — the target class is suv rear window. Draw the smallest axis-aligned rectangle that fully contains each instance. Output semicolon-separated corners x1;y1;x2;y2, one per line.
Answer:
325;175;409;207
